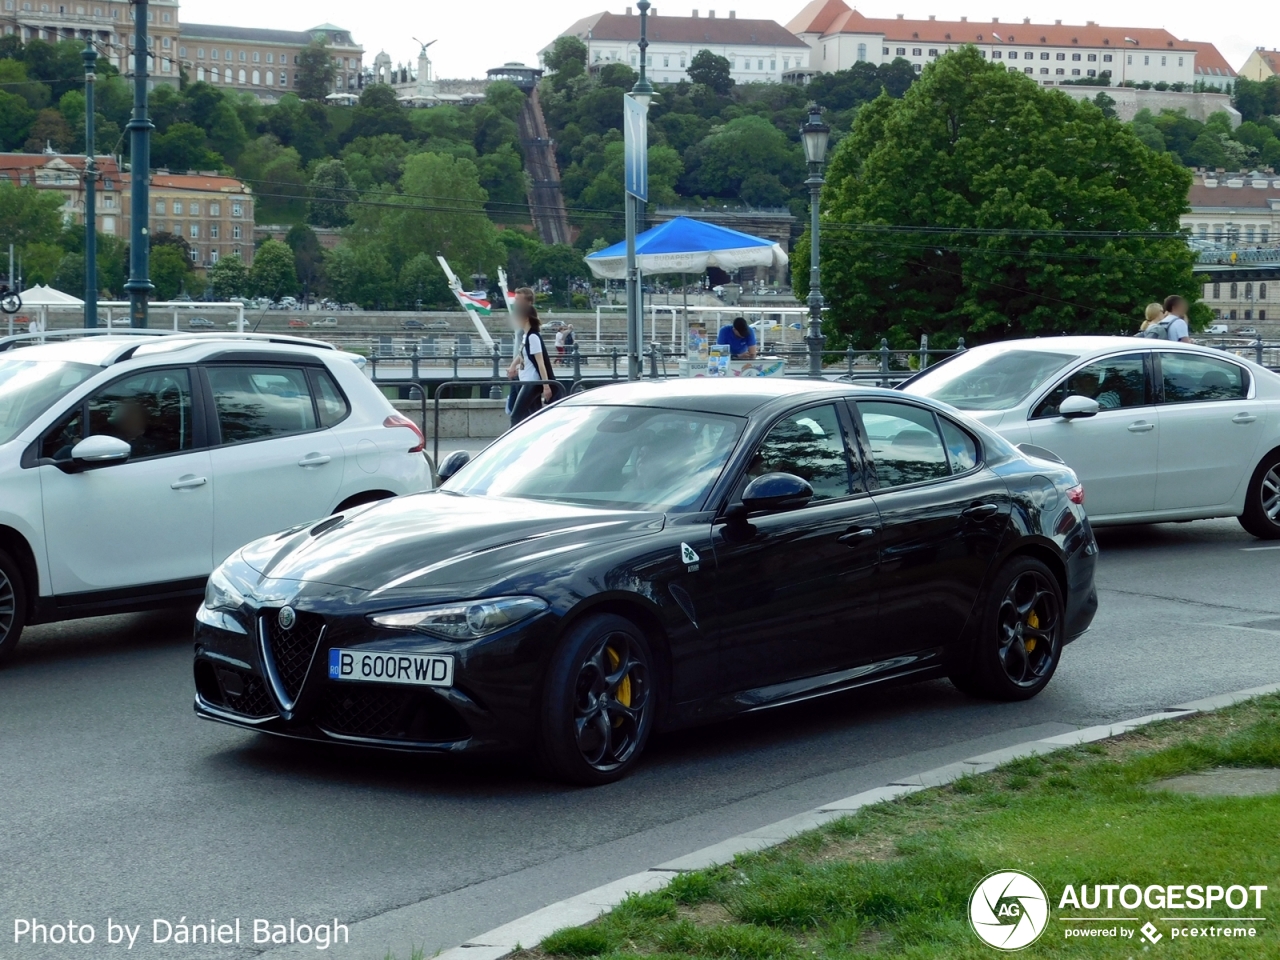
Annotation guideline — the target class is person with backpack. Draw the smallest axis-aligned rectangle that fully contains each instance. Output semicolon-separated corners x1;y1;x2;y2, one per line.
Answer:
1140;295;1192;342
509;304;559;427
1138;302;1165;334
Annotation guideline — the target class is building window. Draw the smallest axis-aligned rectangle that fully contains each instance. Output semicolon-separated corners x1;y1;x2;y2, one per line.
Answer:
1056;68;1065;75
1161;56;1166;66
196;67;204;81
162;37;170;48
161;11;169;21
856;43;866;61
238;68;246;83
1056;52;1065;60
882;47;889;55
266;70;274;85
769;59;775;70
280;72;288;86
1213;283;1221;299
1071;53;1080;61
1040;52;1049;60
630;54;636;66
210;67;219;82
1259;283;1267;299
189;248;199;263
239;51;247;62
232;224;242;240
896;47;905;55
913;63;921;72
679;56;686;68
252;70;260;84
190;224;199;239
1087;69;1096;76
155;200;165;215
1231;283;1238;298
757;59;763;70
210;249;219;264
928;48;938;57
173;201;183;215
1071;68;1080;75
1024;67;1033;74
1143;55;1148;65
266;53;273;64
911;47;921;56
210;224;219;239
1103;54;1112;62
197;47;204;59
1178;56;1183;67
179;46;186;58
662;55;668;67
1040;68;1049;74
1088;54;1097;62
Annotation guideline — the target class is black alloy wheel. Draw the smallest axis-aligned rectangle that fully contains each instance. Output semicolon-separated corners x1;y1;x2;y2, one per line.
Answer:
949;556;1063;701
1238;451;1280;540
539;613;655;785
0;548;27;665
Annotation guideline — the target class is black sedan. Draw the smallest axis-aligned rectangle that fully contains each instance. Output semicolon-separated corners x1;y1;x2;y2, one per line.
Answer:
193;379;1098;784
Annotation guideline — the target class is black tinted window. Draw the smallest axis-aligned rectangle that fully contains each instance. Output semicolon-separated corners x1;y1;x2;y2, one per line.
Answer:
743;404;854;501
207;366;317;444
86;369;193;459
858;401;950;488
1160;353;1248;403
1034;353;1147;418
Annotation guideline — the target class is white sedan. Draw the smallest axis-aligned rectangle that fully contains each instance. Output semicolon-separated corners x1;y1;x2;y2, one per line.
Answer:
0;332;432;661
904;337;1280;537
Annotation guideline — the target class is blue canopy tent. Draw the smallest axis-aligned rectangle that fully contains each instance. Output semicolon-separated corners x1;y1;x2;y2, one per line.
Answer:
583;216;788;279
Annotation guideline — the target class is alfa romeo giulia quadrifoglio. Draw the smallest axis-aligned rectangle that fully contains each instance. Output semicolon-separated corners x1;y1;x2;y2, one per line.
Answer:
193;379;1098;784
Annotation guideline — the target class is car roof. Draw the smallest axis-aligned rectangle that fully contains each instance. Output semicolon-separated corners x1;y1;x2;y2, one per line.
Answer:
959;336;1228;357
561;377;906;417
0;333;342;368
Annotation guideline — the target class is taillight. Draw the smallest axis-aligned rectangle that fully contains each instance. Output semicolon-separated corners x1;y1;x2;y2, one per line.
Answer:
1067;484;1085;505
383;413;425;454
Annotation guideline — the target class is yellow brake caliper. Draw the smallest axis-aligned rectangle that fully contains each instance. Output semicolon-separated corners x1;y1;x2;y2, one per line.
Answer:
1025;611;1039;653
606;647;631;725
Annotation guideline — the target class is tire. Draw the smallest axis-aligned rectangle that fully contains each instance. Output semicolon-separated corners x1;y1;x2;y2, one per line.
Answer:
537;613;656;785
0;548;28;666
1238;450;1280;540
948;556;1064;702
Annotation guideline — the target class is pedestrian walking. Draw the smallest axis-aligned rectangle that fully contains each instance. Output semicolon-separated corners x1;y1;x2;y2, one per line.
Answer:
508;305;558;427
554;325;567;365
1139;302;1165;333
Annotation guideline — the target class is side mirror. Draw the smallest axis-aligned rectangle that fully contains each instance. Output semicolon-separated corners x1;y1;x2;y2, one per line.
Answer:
742;472;813;513
1058;395;1100;420
437;450;471;482
68;435;132;469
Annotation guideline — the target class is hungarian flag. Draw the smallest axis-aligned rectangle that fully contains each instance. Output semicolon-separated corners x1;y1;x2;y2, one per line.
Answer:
456;291;492;315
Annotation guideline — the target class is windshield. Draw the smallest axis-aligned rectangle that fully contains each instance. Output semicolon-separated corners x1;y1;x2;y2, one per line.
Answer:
0;358;98;446
446;404;745;512
904;349;1076;411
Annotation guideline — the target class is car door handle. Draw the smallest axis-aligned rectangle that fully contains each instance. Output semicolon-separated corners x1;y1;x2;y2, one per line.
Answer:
1233;413;1257;424
837;526;877;543
170;476;207;490
1127;421;1156;433
298;454;332;467
962;503;1000;520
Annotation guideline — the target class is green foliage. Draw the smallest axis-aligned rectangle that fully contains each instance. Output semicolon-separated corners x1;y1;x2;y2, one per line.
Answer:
544;36;588;85
540;926;614;957
150;244;194;301
343;85;412;144
684;114;803;201
0;91;36;151
0;181;66;249
249;238;297;298
809;48;1198;347
209;253;250;299
296;39;338;102
307;158;354;227
688;50;734;95
285;223;325;296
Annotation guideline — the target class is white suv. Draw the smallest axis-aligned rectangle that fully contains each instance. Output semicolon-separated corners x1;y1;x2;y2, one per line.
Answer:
0;332;432;661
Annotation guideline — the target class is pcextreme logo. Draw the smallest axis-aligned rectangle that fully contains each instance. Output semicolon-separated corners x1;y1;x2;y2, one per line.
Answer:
969;870;1050;950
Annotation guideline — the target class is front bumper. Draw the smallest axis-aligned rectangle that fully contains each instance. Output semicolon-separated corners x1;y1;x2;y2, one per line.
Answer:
193;595;556;754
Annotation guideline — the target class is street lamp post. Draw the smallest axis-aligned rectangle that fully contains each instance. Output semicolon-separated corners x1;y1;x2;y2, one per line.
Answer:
625;0;654;380
83;40;97;329
800;103;830;379
125;0;154;327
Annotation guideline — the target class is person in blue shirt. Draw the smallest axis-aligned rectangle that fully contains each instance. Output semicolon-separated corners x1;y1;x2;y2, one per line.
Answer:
716;317;758;359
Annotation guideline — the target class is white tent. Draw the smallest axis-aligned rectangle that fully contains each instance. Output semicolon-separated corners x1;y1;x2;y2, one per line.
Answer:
7;284;83;336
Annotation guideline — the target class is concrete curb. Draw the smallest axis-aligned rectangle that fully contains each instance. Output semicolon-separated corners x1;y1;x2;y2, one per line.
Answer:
434;681;1280;960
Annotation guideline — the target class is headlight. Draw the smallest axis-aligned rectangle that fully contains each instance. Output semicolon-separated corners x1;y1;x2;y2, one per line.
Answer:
204;566;246;613
370;596;548;640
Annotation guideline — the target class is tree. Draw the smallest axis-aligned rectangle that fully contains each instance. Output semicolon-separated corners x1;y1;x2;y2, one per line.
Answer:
397;251;452;309
234;135;307;221
688;51;733;95
804;48;1198;347
285;223;324;300
0;91;35;151
152;121;223;172
296;39;338;102
684;115;803;200
544;36;587;88
0;181;65;250
150;245;193;301
249;239;297;299
209;254;250;299
307;158;354;227
324;242;396;308
24;107;73;152
342;84;412;143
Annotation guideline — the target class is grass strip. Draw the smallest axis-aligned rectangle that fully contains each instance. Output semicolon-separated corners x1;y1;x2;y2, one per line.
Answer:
525;694;1280;958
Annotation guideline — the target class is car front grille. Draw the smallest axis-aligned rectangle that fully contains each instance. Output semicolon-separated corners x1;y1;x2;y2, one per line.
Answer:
318;687;471;742
260;610;325;704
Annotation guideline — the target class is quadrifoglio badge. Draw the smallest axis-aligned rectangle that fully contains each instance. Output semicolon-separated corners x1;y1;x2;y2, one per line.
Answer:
969;870;1269;949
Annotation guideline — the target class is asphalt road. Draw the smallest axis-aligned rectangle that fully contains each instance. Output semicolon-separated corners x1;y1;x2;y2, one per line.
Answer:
4;518;1280;960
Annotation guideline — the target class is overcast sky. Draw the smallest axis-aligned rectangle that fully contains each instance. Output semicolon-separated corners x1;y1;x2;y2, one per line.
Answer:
179;0;1275;82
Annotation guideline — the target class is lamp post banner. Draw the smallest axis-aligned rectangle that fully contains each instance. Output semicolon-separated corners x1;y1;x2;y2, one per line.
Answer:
624;94;648;201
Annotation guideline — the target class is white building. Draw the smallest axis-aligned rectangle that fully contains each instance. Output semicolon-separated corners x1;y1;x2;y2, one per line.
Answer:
546;8;810;85
787;0;1234;90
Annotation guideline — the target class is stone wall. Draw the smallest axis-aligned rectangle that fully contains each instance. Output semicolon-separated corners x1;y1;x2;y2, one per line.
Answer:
1057;87;1241;127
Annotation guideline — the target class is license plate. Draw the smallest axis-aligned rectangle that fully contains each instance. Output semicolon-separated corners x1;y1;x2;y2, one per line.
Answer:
328;648;454;687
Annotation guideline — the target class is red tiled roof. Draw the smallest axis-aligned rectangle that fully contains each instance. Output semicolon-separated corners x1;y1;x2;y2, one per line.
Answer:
788;0;1196;51
0;153;122;177
559;10;807;48
1191;42;1237;78
1188;182;1280;209
151;173;251;193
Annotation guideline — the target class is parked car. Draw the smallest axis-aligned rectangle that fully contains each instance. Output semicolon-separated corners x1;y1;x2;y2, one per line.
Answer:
288;319;308;329
1236;327;1259;337
402;319;425;329
904;336;1280;537
0;332;432;662
312;317;338;327
188;317;215;329
1204;325;1229;336
194;378;1097;783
